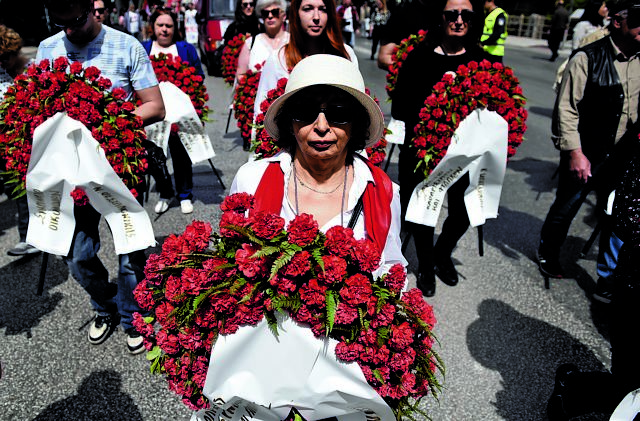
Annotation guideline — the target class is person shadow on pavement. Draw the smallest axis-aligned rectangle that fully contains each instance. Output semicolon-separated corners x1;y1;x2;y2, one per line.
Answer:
0;255;68;338
32;370;143;421
467;299;609;420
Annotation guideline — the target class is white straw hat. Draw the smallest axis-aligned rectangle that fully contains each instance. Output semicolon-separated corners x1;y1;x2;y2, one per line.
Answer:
264;54;385;148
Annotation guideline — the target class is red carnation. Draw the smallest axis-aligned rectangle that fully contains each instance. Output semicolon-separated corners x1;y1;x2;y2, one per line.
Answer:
70;187;89;206
283;250;312;277
324;226;356;257
221;192;255;213
316;255;347;285
287;213;319;246
340;273;373;306
250;211;285;239
235;243;268;279
352;238;381;273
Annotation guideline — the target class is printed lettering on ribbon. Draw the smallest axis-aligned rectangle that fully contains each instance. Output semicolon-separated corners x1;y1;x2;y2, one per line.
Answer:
385;118;405;145
145;81;215;164
406;108;509;227
192;312;395;421
26;112;156;256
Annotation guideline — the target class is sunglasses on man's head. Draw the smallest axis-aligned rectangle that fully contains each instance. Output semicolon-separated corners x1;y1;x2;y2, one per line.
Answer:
51;9;91;29
241;2;254;8
261;8;281;19
442;9;474;23
291;104;354;126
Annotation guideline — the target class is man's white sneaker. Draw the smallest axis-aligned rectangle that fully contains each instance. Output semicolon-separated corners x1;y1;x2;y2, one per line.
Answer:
88;314;115;345
180;199;194;214
154;199;170;213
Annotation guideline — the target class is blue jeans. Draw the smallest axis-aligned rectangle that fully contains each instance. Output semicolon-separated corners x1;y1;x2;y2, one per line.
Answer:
64;205;146;331
539;155;607;258
597;228;623;280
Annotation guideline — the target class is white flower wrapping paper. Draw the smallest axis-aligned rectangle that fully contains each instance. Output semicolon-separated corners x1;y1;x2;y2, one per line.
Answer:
191;312;395;421
406;108;509;227
25;112;155;255
145;81;215;164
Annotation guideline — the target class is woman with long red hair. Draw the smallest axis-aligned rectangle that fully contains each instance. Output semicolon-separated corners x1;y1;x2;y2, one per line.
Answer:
250;0;358;146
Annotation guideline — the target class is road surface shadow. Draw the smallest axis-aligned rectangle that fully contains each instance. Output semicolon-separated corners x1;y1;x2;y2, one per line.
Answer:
32;370;143;421
507;157;559;200
467;299;610;421
0;254;68;338
484;206;543;261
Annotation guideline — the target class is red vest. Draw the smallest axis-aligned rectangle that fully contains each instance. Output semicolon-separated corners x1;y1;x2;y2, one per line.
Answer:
253;158;394;252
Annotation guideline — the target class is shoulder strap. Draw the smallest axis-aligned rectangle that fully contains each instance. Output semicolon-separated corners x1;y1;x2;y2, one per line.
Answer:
347;195;364;229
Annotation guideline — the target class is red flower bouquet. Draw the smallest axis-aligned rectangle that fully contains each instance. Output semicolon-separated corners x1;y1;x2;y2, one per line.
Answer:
251;77;288;159
412;60;528;178
148;53;210;124
364;88;388;166
135;193;443;417
0;57;147;199
386;30;427;98
221;33;248;86
233;66;261;141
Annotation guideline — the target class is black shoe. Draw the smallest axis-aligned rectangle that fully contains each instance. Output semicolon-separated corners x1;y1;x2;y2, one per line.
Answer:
434;255;459;286
125;327;145;355
592;277;613;304
547;364;580;421
417;271;436;297
88;313;116;345
537;251;564;279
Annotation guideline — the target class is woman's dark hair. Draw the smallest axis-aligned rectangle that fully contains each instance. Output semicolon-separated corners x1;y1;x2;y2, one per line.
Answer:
149;9;182;43
234;0;260;24
274;85;370;162
284;0;350;69
425;0;484;49
581;1;606;26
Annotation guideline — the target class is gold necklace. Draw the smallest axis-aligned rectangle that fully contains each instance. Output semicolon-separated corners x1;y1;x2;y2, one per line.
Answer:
294;163;347;195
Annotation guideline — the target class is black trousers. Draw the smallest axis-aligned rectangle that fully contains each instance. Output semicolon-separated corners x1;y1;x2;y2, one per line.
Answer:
398;144;470;271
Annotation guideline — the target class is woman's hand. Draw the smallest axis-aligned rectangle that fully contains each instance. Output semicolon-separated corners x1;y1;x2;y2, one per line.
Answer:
568;148;591;183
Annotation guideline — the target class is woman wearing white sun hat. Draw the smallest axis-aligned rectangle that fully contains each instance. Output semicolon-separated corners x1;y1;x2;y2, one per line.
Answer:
193;54;406;421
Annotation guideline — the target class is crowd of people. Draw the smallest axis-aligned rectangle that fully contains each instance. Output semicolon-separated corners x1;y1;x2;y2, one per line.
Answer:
2;0;640;419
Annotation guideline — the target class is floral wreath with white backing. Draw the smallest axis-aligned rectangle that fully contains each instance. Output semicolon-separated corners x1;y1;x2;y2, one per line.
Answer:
411;60;528;178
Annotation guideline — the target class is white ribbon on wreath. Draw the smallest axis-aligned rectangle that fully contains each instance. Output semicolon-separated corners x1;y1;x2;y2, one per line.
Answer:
25;112;155;256
405;108;509;228
145;81;215;164
191;312;395;421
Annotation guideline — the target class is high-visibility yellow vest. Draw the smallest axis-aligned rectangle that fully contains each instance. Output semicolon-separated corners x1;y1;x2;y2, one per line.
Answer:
481;7;508;57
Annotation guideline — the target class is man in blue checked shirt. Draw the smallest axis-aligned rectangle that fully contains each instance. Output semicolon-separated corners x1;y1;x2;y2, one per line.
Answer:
37;0;165;355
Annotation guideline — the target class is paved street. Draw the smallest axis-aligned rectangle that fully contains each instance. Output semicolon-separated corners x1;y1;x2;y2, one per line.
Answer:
0;36;611;421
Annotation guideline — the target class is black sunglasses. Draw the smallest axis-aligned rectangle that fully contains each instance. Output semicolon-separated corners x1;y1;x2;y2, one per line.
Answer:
94;7;106;14
241;2;255;8
291;104;354;126
51;9;91;30
261;8;281;19
443;9;474;23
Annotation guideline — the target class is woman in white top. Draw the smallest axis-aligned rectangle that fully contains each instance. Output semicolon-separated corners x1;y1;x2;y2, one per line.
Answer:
236;0;290;78
572;0;608;51
252;0;358;143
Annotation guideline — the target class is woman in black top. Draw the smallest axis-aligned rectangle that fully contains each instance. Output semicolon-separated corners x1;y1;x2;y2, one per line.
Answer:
392;0;486;297
224;0;263;44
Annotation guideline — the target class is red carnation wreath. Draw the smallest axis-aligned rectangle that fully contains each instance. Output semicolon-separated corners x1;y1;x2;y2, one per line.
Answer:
148;53;210;124
412;60;528;178
233;65;262;141
251;77;288;159
134;194;443;417
221;33;248;86
385;30;427;98
0;57;147;202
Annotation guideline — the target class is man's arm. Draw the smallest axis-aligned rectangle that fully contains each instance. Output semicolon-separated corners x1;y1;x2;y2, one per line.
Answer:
377;42;396;69
553;52;590;182
481;12;506;46
134;85;165;125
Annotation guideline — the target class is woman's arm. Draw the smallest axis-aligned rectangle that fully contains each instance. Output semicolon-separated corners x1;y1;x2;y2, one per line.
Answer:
236;39;252;79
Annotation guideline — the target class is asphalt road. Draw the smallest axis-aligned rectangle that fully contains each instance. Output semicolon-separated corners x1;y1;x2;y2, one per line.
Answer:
0;37;612;421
